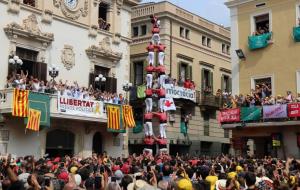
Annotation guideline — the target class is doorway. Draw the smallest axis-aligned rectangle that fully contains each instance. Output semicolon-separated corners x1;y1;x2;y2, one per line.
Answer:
46;129;75;157
92;132;103;154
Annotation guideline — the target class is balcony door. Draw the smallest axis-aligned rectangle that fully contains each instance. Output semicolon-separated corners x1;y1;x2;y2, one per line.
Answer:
89;65;117;93
46;129;75;157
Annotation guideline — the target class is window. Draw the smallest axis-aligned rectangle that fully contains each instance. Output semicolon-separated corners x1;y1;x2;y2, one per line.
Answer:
93;65;117;93
180;63;188;80
141;25;147;36
252;76;272;98
98;3;110;31
222;75;231;93
14;47;47;82
180;27;185;38
224;129;229;138
253;13;270;35
222;44;226;53
202;36;207;46
226;45;230;55
185;29;190;39
207;38;211;48
134;61;144;85
132;26;139;37
23;0;35;7
201;68;213;94
203;113;209;136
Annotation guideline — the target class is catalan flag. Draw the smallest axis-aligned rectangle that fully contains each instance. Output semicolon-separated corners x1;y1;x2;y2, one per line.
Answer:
26;109;41;132
122;105;135;128
107;105;121;130
12;89;29;117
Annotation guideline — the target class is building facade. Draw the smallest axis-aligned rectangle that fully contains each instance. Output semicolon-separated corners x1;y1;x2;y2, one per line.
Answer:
0;0;139;158
225;0;300;158
129;2;232;156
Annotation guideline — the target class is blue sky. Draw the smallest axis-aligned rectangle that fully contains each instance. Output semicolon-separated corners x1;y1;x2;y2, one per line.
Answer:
141;0;230;27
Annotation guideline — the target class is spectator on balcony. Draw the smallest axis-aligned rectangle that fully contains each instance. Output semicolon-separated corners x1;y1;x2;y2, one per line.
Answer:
177;76;184;87
262;83;271;99
296;93;300;102
285;91;294;103
5;75;14;88
183;78;191;89
190;81;195;90
276;95;285;104
204;86;212;95
237;94;245;107
31;78;40;92
216;89;222;97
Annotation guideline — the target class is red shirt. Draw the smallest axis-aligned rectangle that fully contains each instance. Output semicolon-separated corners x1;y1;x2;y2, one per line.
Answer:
156;88;166;97
146;65;154;72
154;112;167;122
144;113;153;120
184;80;191;88
146;44;155;52
156;65;166;73
158;44;166;52
145;89;153;96
152;27;160;34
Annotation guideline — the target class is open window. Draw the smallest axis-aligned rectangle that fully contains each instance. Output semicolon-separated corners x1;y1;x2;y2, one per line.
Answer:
180;27;185;38
207;38;212;48
221;74;232;93
202;36;207;46
23;0;35;7
253;13;270;35
134;61;144;86
252;76;273;98
91;65;116;93
132;26;139;37
12;47;47;82
98;3;110;31
140;25;147;36
185;29;190;39
201;68;213;94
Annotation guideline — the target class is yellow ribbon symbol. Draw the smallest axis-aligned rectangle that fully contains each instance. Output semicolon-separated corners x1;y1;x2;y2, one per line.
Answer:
94;102;101;114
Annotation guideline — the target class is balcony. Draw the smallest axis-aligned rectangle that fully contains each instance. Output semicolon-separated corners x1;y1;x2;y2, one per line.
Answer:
248;32;272;50
196;91;223;109
0;89;107;123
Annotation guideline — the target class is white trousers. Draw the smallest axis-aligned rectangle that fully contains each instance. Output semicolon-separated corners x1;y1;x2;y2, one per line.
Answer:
145;98;153;113
159;74;166;88
146;74;153;88
152;34;160;45
158;52;165;66
148;52;154;65
159;98;165;112
159;123;167;138
144;121;153;136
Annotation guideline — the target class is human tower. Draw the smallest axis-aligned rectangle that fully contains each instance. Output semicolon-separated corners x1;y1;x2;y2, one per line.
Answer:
143;15;168;153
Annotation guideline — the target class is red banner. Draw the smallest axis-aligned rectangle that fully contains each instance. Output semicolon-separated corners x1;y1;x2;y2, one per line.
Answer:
220;108;240;123
288;103;300;117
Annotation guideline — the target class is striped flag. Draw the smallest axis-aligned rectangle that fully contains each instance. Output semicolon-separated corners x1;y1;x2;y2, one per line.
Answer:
12;89;29;117
26;109;41;131
107;105;121;130
122;105;135;128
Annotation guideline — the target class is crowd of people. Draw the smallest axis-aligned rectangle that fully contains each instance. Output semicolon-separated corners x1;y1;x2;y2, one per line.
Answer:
219;83;300;109
164;75;196;90
1;152;300;190
4;71;125;104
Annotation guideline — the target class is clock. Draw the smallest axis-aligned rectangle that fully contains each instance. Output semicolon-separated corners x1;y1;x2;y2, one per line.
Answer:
64;0;78;10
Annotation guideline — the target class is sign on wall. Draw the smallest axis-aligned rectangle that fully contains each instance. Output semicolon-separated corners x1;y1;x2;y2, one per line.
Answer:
165;84;196;102
58;96;105;118
288;103;300;117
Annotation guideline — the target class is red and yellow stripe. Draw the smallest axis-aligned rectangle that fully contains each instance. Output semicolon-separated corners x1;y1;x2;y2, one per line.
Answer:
26;109;41;131
107;105;120;130
122;105;136;128
12;89;29;117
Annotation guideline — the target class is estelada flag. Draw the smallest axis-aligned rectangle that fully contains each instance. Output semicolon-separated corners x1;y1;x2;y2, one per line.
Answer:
12;89;29;117
122;105;135;128
26;109;41;131
107;105;121;130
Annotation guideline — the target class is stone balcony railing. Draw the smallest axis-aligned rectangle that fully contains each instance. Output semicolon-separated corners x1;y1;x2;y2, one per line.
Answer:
0;89;107;123
196;91;224;109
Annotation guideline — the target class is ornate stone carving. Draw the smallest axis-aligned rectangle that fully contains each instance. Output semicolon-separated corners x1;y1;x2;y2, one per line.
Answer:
53;0;89;20
61;45;75;70
116;0;123;15
89;25;98;38
42;9;53;24
7;0;21;14
3;14;54;46
86;37;122;67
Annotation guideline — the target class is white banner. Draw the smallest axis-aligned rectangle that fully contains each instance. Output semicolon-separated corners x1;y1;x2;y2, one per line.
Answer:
165;84;196;102
58;96;105;118
164;98;176;111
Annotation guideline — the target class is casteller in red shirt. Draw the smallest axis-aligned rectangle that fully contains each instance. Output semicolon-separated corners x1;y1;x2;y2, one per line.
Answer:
184;79;191;88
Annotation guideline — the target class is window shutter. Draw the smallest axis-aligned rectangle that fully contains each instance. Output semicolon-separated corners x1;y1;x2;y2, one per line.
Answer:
221;75;224;92
178;62;182;80
209;71;214;93
105;77;117;93
201;68;205;92
130;62;134;85
229;77;232;93
188;65;193;80
39;62;47;82
89;73;95;88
